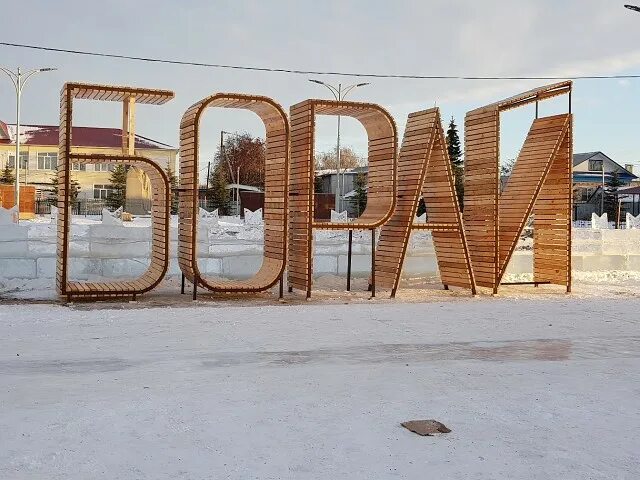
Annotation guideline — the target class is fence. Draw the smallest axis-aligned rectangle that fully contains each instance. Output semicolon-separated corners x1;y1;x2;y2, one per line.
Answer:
35;199;111;216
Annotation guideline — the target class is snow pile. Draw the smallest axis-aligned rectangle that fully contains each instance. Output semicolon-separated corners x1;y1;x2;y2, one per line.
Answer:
100;208;123;226
0;206;18;225
199;208;219;228
330;210;348;222
243;208;263;226
626;212;640;229
591;212;610;229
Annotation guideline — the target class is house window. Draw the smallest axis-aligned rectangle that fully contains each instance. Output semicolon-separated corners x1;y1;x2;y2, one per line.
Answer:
7;152;29;169
93;184;115;200
95;163;115;172
71;163;86;171
37;152;58;170
589;159;603;172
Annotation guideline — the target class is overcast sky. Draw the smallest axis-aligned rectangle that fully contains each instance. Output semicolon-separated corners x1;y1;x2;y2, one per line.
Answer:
1;0;640;177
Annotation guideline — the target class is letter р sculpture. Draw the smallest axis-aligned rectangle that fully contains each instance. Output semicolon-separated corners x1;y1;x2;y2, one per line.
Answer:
287;99;398;298
56;82;174;301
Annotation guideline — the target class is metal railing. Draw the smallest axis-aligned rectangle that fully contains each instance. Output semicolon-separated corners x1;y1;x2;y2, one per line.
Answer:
35;199;113;216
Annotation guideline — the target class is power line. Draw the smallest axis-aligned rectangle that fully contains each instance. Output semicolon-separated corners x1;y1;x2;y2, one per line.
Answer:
2;41;640;81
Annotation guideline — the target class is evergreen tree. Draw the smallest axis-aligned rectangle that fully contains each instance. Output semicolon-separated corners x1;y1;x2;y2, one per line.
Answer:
49;173;80;204
166;165;179;214
106;164;128;210
446;117;464;209
349;173;368;216
603;169;624;223
206;163;230;214
0;164;15;185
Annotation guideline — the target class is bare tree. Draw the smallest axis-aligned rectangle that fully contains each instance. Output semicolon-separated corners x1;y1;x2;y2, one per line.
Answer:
214;133;266;189
315;147;364;171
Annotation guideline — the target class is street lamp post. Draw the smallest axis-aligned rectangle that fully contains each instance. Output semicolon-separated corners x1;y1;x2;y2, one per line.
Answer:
309;79;369;211
0;66;56;222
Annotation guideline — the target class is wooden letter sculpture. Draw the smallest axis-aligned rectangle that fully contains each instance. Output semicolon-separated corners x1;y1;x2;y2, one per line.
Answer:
56;83;174;300
178;94;289;293
288;100;397;298
464;82;573;293
375;108;476;297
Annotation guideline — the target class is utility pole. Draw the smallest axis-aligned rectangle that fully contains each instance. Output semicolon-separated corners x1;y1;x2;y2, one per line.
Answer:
0;66;56;221
308;80;370;211
601;161;605;216
237;166;241;213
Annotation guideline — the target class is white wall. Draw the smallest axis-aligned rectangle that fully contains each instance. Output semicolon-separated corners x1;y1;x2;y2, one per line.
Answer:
1;222;640;282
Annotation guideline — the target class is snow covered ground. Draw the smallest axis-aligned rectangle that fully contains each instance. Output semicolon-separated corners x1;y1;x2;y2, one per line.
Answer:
1;296;639;479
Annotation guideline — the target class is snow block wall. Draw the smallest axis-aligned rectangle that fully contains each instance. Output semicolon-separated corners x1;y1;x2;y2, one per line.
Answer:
1;221;640;282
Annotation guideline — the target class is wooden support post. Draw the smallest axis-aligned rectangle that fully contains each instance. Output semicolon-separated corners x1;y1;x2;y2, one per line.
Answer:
279;275;284;299
370;228;376;298
122;96;136;155
192;279;197;301
443;285;449;290
347;230;353;291
181;273;185;294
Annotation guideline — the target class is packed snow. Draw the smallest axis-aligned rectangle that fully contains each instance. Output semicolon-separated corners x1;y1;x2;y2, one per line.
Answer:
1;298;639;479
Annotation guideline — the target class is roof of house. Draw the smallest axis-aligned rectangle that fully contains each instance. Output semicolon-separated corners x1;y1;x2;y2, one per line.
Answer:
572;151;601;167
0;121;174;150
572;151;637;179
619;185;640;195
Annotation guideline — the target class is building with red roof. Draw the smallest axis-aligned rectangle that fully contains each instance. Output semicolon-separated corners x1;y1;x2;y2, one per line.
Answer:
0;122;177;213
